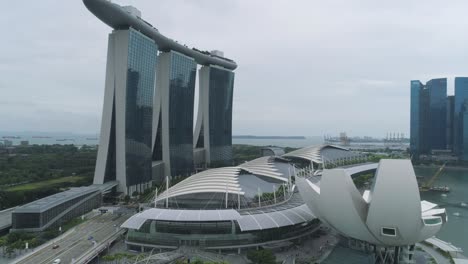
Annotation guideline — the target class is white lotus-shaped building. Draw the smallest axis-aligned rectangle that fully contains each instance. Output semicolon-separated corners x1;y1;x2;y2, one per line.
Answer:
296;159;447;246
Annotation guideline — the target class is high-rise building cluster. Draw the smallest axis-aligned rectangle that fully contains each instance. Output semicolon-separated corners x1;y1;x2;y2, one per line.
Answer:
84;0;236;194
410;77;468;160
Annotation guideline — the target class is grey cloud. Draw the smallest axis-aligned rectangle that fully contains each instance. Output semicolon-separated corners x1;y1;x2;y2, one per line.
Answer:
2;0;468;137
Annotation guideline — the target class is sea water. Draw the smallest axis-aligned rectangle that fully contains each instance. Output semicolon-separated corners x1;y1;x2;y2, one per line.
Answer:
416;166;468;253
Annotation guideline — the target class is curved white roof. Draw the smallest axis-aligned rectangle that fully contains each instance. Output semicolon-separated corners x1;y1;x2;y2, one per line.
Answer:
297;159;447;246
156;167;244;202
283;144;350;164
156;157;290;203
121;204;315;232
240;156;289;181
366;160;422;245
237;204;315;231
157;145;367;203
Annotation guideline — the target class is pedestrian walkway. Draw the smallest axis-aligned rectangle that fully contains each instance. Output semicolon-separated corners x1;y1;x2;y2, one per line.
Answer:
418;243;451;264
426;237;463;255
321;246;372;264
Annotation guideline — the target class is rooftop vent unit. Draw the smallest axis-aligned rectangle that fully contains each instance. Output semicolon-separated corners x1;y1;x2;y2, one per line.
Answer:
210;50;224;57
123;6;141;18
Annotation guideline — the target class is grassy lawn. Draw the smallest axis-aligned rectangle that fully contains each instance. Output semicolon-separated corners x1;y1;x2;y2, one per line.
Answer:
6;175;87;192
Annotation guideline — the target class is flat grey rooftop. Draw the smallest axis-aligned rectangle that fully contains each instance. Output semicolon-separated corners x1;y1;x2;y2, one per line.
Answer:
13;181;118;213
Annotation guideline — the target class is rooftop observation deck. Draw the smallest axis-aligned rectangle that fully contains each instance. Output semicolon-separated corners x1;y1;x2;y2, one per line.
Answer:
83;0;237;70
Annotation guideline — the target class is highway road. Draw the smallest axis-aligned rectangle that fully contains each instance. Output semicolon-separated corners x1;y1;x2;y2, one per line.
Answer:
16;213;129;264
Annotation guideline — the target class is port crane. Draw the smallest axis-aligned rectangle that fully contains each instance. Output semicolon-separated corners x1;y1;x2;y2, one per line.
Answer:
419;163;449;192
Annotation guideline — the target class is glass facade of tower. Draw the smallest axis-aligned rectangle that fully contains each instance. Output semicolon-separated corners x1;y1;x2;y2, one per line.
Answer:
454;77;468;155
463;103;468;161
426;78;447;150
460;107;468;161
410;78;447;157
208;67;235;166
125;29;158;187
103;100;116;183
168;52;197;176
410;80;423;156
446;96;454;150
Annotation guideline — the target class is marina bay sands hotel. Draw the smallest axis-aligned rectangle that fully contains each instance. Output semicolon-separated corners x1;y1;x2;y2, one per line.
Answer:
84;0;237;194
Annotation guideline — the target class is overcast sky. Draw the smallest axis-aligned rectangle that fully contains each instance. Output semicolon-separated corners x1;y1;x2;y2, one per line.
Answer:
2;0;468;137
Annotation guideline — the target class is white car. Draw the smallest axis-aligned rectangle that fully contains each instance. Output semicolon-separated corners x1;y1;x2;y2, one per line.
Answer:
53;259;61;264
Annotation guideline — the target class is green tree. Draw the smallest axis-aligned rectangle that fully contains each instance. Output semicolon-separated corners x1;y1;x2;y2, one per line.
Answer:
101;255;115;262
124;195;131;204
42;229;59;240
5;245;14;258
0;237;6;255
193;259;204;264
28;238;40;248
247;249;276;264
0;144;97;209
11;240;24;254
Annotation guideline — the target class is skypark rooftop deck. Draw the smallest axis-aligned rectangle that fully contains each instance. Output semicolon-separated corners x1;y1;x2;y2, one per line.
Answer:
83;0;237;70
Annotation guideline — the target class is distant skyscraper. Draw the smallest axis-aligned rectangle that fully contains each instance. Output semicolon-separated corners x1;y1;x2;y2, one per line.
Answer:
463;102;468;161
410;78;447;157
426;78;447;150
410;80;424;157
454;77;468;155
194;65;235;167
153;51;197;178
446;95;454;150
93;29;158;194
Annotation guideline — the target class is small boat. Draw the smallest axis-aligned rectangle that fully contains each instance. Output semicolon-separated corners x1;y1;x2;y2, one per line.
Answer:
429;186;450;192
453;212;461;217
461;202;467;207
2;136;20;139
441;194;448;198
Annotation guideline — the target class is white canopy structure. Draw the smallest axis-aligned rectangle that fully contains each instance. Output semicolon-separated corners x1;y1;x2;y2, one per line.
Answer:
155;156;292;204
121;203;315;232
283;144;361;165
118;144;383;251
